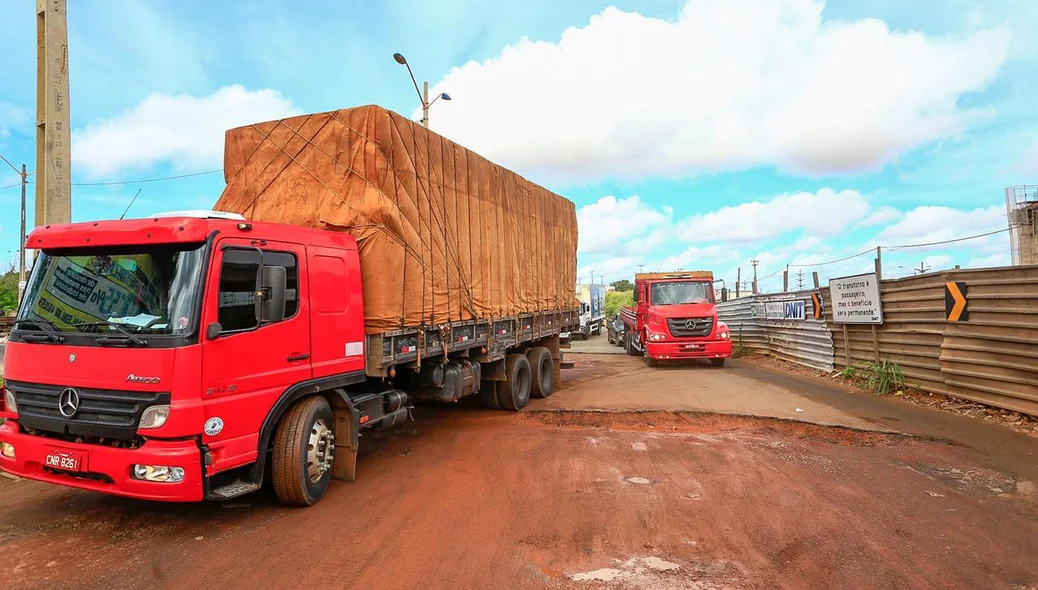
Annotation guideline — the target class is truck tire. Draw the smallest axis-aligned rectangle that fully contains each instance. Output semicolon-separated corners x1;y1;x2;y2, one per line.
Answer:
497;353;532;411
645;354;658;368
527;347;554;398
710;358;726;367
272;396;335;506
625;328;640;356
480;379;500;409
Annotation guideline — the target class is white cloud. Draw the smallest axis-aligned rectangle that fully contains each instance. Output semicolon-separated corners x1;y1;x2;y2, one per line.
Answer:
875;204;1006;250
427;0;1009;182
577;195;671;254
967;252;1010;268
0;102;28;141
72;85;301;177
1023;137;1038;173
860;206;903;227
922;254;953;270
678;188;869;242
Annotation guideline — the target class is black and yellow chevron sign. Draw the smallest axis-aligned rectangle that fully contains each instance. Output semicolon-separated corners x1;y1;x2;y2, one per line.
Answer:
945;281;968;322
811;292;824;320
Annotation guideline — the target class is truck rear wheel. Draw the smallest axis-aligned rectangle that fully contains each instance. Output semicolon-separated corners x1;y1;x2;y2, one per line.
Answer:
497;353;532;411
625;328;640;356
272;396;335;506
527;347;554;398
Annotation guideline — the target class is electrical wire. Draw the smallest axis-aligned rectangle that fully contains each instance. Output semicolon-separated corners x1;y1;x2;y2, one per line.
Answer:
2;168;222;190
887;226;1016;249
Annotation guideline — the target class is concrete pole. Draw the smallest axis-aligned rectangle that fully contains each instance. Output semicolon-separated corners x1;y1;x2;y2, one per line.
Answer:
736;267;741;298
875;246;883;281
36;0;72;227
422;81;429;128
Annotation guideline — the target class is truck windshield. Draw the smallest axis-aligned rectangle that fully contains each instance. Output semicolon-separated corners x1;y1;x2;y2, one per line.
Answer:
17;243;206;335
650;281;713;305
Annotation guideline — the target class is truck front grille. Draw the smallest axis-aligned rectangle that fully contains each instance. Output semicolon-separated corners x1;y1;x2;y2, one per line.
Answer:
666;317;714;338
6;380;170;440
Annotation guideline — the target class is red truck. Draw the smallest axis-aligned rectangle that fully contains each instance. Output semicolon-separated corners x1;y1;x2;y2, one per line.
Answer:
619;272;732;367
0;106;579;506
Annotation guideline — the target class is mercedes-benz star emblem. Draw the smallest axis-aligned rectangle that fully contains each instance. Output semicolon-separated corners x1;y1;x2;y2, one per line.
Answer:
58;388;81;418
684;319;698;330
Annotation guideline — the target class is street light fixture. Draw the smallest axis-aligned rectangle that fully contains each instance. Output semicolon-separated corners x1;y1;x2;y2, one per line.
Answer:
392;52;450;128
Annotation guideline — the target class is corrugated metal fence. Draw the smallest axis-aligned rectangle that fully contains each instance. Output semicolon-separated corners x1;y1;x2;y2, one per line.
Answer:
718;291;835;372
824;264;1038;416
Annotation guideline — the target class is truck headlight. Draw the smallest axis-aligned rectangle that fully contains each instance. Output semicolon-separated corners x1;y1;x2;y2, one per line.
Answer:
1;442;14;459
132;464;185;483
648;332;666;341
3;389;16;415
139;405;170;429
718;331;729;339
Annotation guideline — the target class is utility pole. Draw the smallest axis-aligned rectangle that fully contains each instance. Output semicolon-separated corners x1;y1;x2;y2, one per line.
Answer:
782;264;789;292
637;264;645;274
36;0;72;227
797;270;804;290
589;270;594;286
916;262;930;275
0;155;28;300
875;246;883;280
735;267;741;298
750;259;759;295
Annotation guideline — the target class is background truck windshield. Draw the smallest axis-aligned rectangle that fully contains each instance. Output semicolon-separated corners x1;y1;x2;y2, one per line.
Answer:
650;281;712;305
17;244;206;334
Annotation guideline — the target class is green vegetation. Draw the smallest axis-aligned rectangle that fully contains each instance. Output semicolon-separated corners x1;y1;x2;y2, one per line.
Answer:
731;327;751;358
840;366;857;379
863;359;905;395
610;279;634;292
0;271;18;314
605;290;633;319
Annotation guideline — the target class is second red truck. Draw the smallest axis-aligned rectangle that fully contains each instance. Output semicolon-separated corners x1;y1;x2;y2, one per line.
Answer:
619;271;733;367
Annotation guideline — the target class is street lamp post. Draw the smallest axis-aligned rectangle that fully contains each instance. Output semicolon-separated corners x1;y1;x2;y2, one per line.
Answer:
393;53;451;128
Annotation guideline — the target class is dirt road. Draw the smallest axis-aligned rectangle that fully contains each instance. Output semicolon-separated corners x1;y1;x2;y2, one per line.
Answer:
2;354;1037;589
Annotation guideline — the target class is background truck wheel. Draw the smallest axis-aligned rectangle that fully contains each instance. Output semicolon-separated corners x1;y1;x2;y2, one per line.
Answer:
272;396;335;506
646;355;659;368
527;347;554;398
626;328;640;356
480;379;501;409
710;358;726;367
497;353;532;410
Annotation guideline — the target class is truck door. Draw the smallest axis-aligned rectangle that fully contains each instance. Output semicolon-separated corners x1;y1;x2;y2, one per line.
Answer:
200;238;312;473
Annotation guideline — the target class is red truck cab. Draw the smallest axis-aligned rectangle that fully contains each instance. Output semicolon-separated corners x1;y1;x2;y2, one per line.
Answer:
0;212;370;504
619;272;732;367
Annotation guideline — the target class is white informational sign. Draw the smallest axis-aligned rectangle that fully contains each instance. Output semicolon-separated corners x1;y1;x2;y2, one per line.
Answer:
750;303;766;318
829;273;883;324
783;300;805;320
765;302;785;319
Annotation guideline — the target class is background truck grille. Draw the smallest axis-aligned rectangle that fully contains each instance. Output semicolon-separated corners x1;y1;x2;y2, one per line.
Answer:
6;380;170;440
667;317;714;338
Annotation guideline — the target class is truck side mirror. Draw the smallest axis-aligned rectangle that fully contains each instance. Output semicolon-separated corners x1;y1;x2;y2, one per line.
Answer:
259;265;287;323
206;322;222;340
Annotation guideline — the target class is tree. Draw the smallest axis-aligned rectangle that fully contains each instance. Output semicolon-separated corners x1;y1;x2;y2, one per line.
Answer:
605;290;633;319
610;279;634;292
0;271;17;314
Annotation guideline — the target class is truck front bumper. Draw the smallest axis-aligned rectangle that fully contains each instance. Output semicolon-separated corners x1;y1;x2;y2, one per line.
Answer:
0;421;204;502
645;339;733;360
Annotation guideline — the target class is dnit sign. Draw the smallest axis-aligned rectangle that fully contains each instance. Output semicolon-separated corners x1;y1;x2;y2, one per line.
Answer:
783;300;805;320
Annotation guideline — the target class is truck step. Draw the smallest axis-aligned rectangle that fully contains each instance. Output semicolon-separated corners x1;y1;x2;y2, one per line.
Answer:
207;479;262;501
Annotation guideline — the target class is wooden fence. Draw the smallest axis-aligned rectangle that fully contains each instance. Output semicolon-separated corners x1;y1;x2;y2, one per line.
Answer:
822;264;1038;416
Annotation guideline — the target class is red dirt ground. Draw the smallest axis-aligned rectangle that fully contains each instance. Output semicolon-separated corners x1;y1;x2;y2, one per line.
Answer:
2;406;1036;590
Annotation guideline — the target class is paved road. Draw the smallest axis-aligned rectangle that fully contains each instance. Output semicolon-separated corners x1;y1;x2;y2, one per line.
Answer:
2;351;1036;589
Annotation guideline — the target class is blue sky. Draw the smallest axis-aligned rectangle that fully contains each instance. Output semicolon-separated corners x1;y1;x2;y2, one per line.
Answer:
1;0;1036;292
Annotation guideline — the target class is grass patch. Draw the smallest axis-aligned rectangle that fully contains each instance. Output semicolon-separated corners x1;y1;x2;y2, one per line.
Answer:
863;359;905;395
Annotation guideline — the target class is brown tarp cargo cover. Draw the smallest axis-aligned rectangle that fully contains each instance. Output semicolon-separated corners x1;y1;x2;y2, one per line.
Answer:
214;105;578;335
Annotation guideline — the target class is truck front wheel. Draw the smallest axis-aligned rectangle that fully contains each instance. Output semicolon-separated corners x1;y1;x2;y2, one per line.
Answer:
272;396;335;506
625;328;640;357
527;347;554;398
497;353;532;411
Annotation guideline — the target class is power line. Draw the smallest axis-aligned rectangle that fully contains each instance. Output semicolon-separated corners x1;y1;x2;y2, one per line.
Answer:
888;226;1015;249
1;168;222;190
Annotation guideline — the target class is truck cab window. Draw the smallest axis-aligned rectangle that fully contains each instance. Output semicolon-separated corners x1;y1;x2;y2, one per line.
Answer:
217;249;299;332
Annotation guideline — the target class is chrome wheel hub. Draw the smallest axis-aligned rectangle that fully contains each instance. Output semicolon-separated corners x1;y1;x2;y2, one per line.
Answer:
306;418;335;483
